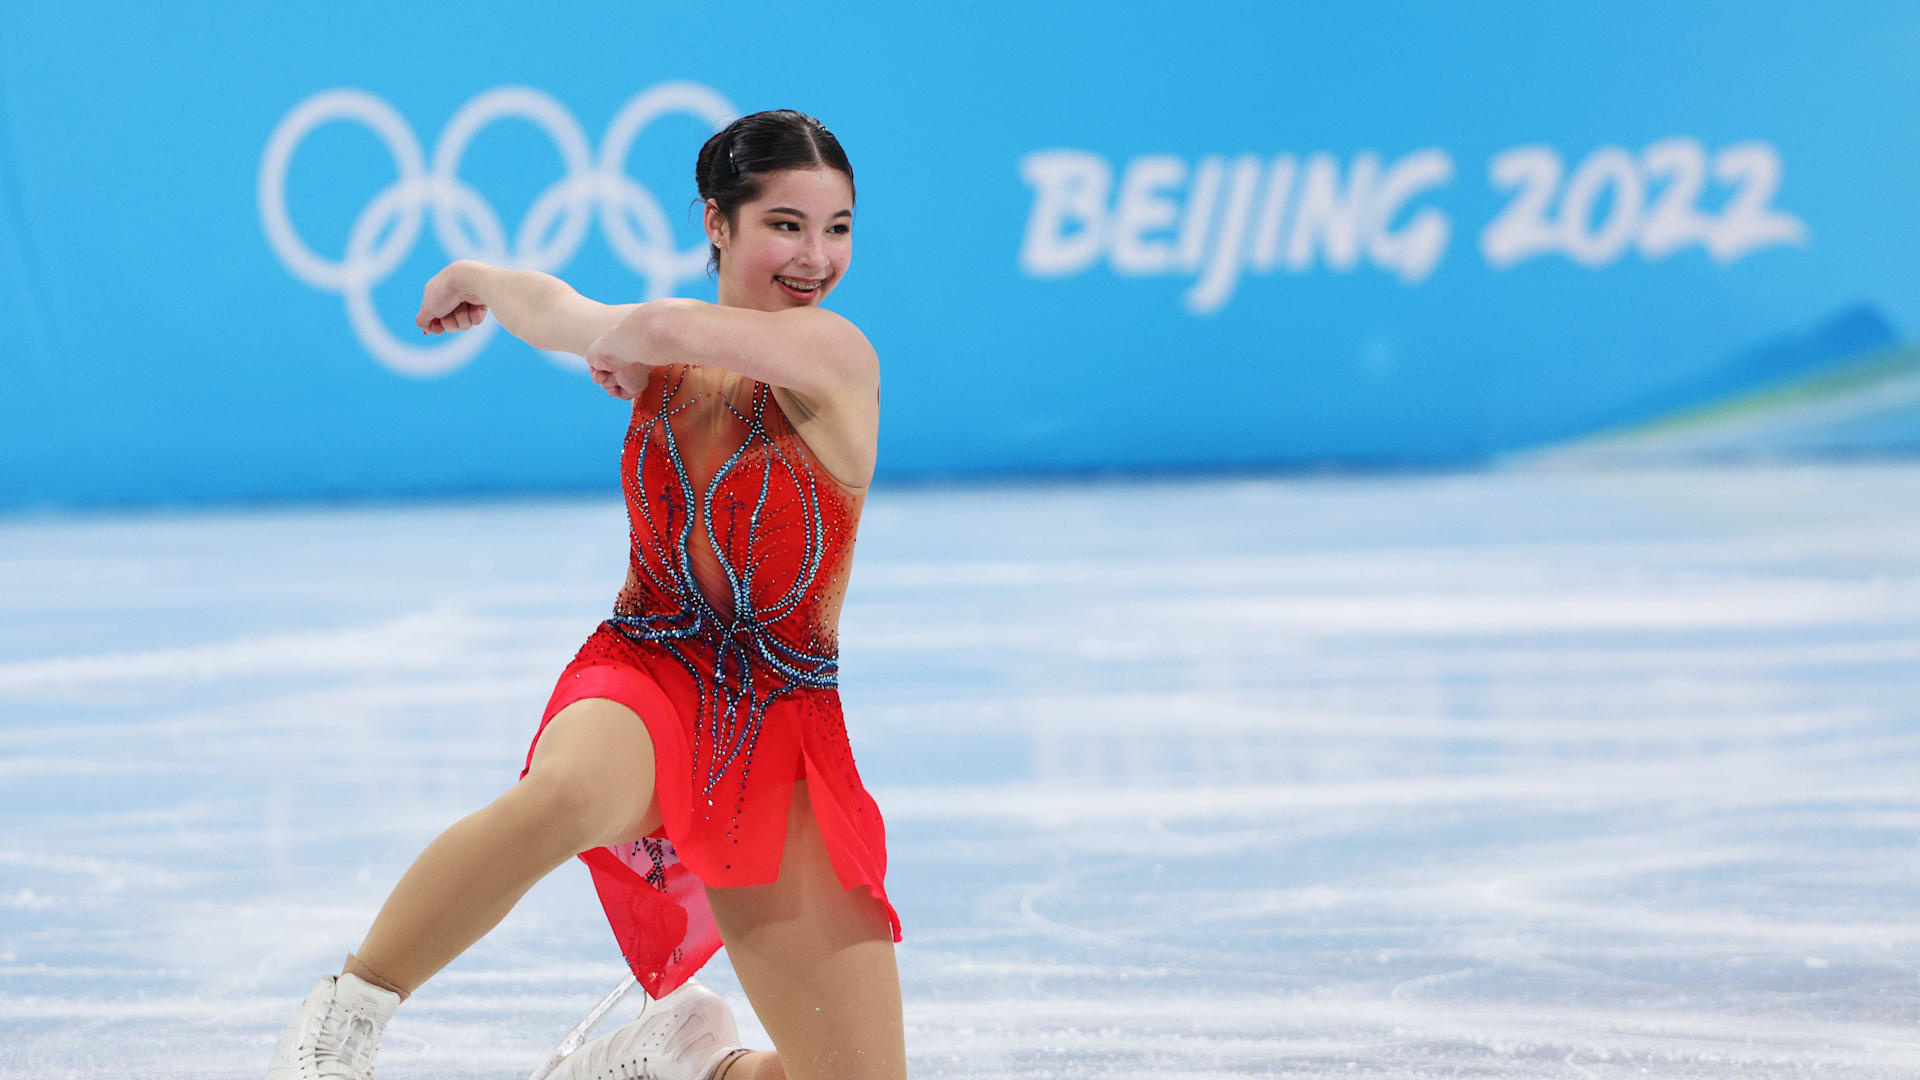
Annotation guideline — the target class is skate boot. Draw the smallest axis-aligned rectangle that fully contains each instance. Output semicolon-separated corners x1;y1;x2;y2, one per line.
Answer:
548;978;744;1080
264;972;401;1080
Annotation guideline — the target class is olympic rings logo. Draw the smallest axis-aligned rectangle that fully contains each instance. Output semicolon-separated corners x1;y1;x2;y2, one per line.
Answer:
258;82;737;377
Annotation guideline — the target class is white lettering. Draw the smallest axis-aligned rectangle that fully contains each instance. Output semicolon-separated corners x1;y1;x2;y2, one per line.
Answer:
1707;141;1807;262
1637;137;1712;260
1110;155;1186;275
1185;155;1265;315
1017;150;1111;277
1480;145;1562;269
1367;148;1452;283
1248;155;1297;273
1482;139;1806;269
1016;136;1800;311
1559;146;1642;266
1288;152;1378;272
1176;155;1225;273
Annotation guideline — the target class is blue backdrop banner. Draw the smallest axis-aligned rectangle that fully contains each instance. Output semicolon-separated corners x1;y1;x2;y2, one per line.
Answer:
3;2;1918;510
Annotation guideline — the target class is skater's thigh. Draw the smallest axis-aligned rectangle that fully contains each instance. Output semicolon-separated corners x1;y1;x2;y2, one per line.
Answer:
704;780;905;1080
524;696;662;848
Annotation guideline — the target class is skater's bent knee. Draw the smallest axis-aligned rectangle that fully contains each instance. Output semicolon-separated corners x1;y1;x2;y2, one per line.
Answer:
513;697;664;848
512;755;661;850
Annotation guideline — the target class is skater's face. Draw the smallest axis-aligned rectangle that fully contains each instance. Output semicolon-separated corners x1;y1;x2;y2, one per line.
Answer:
707;167;854;312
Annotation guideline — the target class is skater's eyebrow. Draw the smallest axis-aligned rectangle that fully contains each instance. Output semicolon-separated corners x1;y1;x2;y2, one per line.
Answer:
763;207;853;220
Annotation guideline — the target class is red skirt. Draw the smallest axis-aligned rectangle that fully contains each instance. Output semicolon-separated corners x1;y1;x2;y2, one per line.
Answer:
520;624;900;998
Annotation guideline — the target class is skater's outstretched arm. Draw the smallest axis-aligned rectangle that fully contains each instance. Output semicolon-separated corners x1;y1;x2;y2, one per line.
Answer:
415;259;639;358
583;298;876;408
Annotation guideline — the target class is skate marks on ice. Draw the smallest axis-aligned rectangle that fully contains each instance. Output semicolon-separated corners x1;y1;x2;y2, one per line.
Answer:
4;463;1920;1076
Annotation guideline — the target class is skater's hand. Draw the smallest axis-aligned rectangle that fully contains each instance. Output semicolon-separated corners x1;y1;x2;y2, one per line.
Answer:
586;355;637;400
583;304;666;402
416;260;490;335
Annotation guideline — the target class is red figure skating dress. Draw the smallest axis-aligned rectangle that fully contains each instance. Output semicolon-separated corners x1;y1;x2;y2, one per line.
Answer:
520;361;898;997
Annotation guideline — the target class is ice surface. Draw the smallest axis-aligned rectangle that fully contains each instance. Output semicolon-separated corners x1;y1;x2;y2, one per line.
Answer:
3;461;1919;1077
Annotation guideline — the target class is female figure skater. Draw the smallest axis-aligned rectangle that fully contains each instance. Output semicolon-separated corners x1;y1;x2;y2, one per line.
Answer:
263;109;901;1080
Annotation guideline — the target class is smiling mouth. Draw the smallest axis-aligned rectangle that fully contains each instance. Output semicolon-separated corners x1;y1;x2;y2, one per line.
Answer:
775;275;822;294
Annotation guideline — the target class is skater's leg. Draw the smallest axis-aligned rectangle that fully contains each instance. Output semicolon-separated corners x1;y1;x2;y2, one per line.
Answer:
348;697;664;996
710;1049;782;1079
703;780;906;1080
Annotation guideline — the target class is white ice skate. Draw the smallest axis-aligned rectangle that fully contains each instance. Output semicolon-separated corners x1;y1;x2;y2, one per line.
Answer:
264;972;401;1080
545;978;743;1080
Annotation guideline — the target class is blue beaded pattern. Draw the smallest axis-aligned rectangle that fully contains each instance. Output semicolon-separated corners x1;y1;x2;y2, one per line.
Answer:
603;367;842;799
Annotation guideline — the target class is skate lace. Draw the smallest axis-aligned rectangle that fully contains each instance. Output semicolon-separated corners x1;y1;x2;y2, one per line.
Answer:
306;1003;380;1080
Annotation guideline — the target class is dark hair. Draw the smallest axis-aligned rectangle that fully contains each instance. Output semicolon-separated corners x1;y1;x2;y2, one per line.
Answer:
693;109;856;278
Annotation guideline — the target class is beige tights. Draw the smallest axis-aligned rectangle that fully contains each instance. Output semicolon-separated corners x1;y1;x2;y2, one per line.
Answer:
342;779;600;997
715;1049;784;1079
334;698;798;1076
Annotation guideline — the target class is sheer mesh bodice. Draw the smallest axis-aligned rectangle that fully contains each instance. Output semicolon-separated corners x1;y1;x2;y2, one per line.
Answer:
603;362;864;794
525;359;894;998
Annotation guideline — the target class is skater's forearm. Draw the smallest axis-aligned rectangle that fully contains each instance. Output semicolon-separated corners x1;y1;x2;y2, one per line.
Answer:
467;263;641;357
